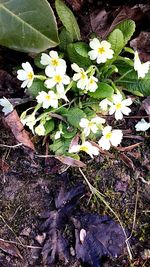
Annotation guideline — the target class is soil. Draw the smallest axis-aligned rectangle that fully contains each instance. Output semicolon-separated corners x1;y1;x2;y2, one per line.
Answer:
0;1;150;267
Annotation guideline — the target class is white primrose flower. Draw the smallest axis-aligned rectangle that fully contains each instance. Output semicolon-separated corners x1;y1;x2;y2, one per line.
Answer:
98;125;123;150
69;141;99;158
135;119;150;131
36;90;58;109
41;50;66;72
0;97;13;115
17;62;34;88
108;94;132;120
79;117;105;137
85;76;98;92
54;130;63;140
134;51;150;79
99;98;112;111
71;63;88;90
56;86;69;102
45;67;70;92
21;113;36;133
88;38;114;64
35;124;45;136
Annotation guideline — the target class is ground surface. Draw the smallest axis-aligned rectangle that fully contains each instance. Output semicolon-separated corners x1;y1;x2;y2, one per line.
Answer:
0;1;150;267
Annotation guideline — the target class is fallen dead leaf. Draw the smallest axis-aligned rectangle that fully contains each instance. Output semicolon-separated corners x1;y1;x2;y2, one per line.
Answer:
4;110;35;151
0;239;22;259
115;142;142;152
130;31;150;62
141;96;150;121
0;159;10;173
120;153;135;170
55;155;86;168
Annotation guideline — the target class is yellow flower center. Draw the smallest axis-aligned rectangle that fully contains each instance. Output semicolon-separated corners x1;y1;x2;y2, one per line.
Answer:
80;145;89;153
106;132;112;139
89;122;94;127
89;78;94;84
45;95;51;101
115;103;122;110
27;72;33;80
81;71;86;80
54;75;62;83
51;59;59;67
98;47;105;54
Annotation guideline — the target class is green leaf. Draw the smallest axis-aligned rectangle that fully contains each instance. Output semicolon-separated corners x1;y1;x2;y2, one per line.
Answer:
55;0;80;41
44;120;55;135
50;138;71;155
64;107;86;128
83;107;96;119
0;0;59;53
88;82;114;99
116;70;150;96
67;42;92;68
26;79;47;97
107;29;124;63
115;19;135;45
59;27;73;51
62;124;77;139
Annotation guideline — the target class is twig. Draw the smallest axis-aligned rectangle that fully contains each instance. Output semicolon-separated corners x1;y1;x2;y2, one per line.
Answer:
0;143;22;148
79;168;133;260
0;238;41;249
126;186;139;242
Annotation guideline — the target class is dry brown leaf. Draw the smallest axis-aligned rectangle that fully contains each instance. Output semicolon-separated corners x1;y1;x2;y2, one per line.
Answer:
55;155;86;168
0;159;10;173
115;142;142;152
4;110;35;151
130;31;150;62
0;239;22;259
120;153;135;170
141;96;150;121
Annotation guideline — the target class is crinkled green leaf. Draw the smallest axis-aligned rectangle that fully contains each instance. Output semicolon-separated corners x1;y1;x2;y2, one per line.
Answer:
64;107;86;128
117;70;150;96
55;0;80;41
0;0;59;53
26;79;47;97
44;120;55;135
50;138;71;155
62;124;77;139
67;42;92;69
115;19;135;45
107;29;124;63
88;82;114;99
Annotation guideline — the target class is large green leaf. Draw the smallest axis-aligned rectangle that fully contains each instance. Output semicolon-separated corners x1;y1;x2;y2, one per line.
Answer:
55;0;80;41
115;19;135;46
64;107;86;128
67;42;92;69
0;0;59;53
107;29;124;63
116;70;150;96
88;82;114;99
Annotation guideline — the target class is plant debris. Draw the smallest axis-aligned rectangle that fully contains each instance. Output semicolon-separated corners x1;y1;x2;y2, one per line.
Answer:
38;183;128;266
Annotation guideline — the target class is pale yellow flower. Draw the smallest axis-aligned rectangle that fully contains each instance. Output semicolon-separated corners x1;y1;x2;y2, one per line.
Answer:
88;38;114;64
36;91;58;109
69;141;99;158
17;62;34;88
79;117;105;137
98;125;123;150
